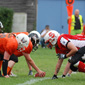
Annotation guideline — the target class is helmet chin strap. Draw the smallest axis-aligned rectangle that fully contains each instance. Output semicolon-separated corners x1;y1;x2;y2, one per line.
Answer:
17;47;25;52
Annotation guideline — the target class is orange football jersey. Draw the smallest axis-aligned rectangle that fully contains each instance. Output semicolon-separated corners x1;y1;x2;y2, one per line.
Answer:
0;33;18;55
13;32;29;35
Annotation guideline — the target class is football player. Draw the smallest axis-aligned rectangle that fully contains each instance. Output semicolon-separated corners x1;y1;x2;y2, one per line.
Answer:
0;22;19;77
62;29;85;77
13;31;46;77
0;32;45;78
44;30;85;79
0;33;29;78
0;23;27;77
6;32;33;76
6;31;40;76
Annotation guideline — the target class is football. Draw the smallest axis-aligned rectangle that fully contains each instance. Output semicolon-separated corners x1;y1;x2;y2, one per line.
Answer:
34;72;46;77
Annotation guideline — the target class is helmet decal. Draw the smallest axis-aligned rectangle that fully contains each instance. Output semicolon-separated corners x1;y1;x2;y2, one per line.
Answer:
21;37;27;43
48;32;55;38
44;30;60;47
16;33;29;51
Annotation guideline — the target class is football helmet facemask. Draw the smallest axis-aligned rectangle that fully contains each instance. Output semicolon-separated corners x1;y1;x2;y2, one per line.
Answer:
28;30;41;51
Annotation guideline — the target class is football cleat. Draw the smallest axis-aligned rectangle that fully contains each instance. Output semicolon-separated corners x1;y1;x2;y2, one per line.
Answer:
10;72;17;77
52;75;58;79
28;70;33;75
62;75;66;78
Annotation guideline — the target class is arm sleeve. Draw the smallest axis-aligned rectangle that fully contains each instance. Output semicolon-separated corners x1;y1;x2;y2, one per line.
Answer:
60;37;70;48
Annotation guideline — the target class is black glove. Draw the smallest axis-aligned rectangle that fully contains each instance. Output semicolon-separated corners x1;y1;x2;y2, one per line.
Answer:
52;75;58;79
62;75;66;78
58;54;67;59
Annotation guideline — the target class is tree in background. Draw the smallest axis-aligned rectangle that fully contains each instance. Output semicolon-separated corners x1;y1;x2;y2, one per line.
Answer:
0;7;14;32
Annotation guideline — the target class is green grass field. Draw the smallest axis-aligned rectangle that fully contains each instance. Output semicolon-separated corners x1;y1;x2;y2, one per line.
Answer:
0;47;85;85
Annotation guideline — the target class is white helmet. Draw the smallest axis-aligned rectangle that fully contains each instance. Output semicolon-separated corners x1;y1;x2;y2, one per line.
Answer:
44;30;60;46
16;33;30;51
28;30;41;51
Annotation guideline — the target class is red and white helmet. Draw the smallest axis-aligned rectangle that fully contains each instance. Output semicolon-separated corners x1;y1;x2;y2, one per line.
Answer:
44;30;60;48
16;33;30;51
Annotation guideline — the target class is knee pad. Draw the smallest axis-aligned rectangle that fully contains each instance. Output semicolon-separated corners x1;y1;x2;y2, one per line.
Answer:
69;53;81;65
68;57;72;62
82;54;85;60
73;61;79;67
9;54;18;63
70;64;78;72
68;57;77;64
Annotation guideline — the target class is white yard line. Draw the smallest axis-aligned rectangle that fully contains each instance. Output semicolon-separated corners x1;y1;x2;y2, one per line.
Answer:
17;77;51;85
17;73;77;85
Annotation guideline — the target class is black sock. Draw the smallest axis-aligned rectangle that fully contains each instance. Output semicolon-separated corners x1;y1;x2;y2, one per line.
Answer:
2;59;8;76
0;71;1;75
62;74;66;77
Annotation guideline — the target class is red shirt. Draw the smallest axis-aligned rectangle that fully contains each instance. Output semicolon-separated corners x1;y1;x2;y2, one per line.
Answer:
55;34;85;54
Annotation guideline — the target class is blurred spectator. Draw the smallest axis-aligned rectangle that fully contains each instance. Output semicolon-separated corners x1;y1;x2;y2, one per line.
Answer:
40;25;50;48
67;9;84;35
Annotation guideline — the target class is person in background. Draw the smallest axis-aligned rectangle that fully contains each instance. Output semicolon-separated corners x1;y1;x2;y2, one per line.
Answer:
67;9;84;35
40;25;50;48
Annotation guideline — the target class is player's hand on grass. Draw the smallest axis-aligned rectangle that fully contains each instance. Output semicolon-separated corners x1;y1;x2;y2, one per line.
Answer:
52;75;58;79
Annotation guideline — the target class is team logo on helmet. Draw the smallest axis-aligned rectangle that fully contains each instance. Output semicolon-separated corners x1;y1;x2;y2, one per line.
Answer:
48;32;55;38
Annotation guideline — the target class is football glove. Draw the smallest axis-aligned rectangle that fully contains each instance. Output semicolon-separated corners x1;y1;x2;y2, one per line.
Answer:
52;75;58;79
58;54;67;59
